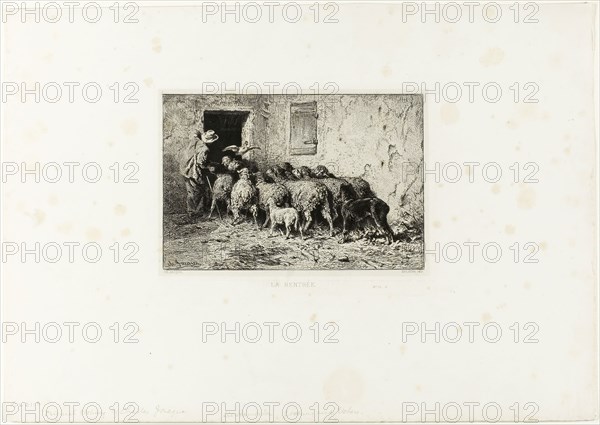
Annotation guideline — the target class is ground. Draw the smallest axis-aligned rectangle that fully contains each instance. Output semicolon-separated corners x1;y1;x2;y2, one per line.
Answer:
163;214;424;270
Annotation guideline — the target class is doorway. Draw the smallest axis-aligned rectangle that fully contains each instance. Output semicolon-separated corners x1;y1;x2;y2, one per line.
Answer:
203;111;250;164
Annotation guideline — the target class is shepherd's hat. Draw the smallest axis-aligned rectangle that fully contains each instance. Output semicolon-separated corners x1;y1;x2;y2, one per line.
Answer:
197;129;219;144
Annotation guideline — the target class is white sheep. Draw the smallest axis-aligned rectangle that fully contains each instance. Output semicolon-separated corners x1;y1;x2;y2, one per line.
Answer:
230;168;259;228
267;198;303;240
265;168;334;236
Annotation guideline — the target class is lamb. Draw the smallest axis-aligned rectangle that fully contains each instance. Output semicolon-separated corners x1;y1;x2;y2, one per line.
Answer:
265;168;334;236
208;173;234;219
267;198;303;240
340;197;394;244
311;165;374;199
292;166;355;221
230;168;259;227
254;172;290;227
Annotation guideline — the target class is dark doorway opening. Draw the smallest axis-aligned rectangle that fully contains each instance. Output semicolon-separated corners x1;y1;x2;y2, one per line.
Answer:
203;111;249;164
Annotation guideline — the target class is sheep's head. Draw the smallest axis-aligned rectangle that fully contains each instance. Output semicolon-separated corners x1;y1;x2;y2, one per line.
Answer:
221;156;232;166
228;159;242;172
312;165;332;178
298;166;312;178
281;162;294;172
254;172;266;184
265;168;281;182
292;167;311;179
283;171;297;180
237;168;251;179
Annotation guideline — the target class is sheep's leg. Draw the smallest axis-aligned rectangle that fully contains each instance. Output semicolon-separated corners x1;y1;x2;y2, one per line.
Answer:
250;205;259;229
231;208;240;224
285;224;291;239
331;206;339;222
340;214;351;243
263;215;271;228
269;222;276;237
225;199;232;219
383;223;394;244
262;206;271;228
303;211;313;232
294;216;304;240
208;197;218;219
373;214;394;244
321;207;334;237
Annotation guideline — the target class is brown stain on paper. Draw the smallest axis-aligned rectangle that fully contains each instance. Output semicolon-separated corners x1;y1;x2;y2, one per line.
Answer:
152;37;162;53
440;104;460;125
517;187;536;209
479;47;505;67
121;119;138;136
323;368;365;404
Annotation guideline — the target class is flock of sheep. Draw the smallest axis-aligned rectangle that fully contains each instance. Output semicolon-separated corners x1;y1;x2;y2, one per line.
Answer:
205;156;395;244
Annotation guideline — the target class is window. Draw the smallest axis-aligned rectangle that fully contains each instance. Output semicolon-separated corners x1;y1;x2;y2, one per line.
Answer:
290;102;318;155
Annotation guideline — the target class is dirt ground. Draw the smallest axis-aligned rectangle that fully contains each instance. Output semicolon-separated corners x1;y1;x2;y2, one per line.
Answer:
163;213;424;270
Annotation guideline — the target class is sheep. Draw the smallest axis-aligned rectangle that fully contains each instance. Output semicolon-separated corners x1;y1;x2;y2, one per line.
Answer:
340;197;394;244
254;172;290;227
228;158;244;173
265;168;334;236
292;166;355;221
311;165;332;178
208;173;234;219
230;168;259;227
267;198;303;240
294;165;312;177
267;164;296;181
222;155;258;174
280;162;297;180
221;156;233;170
281;162;294;173
343;177;374;198
311;165;374;199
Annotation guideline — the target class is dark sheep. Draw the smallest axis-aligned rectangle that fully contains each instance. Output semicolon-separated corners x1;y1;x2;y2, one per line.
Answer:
311;165;374;199
344;177;374;198
340;198;394;244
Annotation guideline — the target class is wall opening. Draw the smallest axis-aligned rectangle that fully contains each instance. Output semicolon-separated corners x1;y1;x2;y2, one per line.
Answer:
203;110;250;163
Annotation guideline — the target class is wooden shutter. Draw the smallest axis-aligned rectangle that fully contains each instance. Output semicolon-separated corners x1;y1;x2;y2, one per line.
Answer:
290;102;318;155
